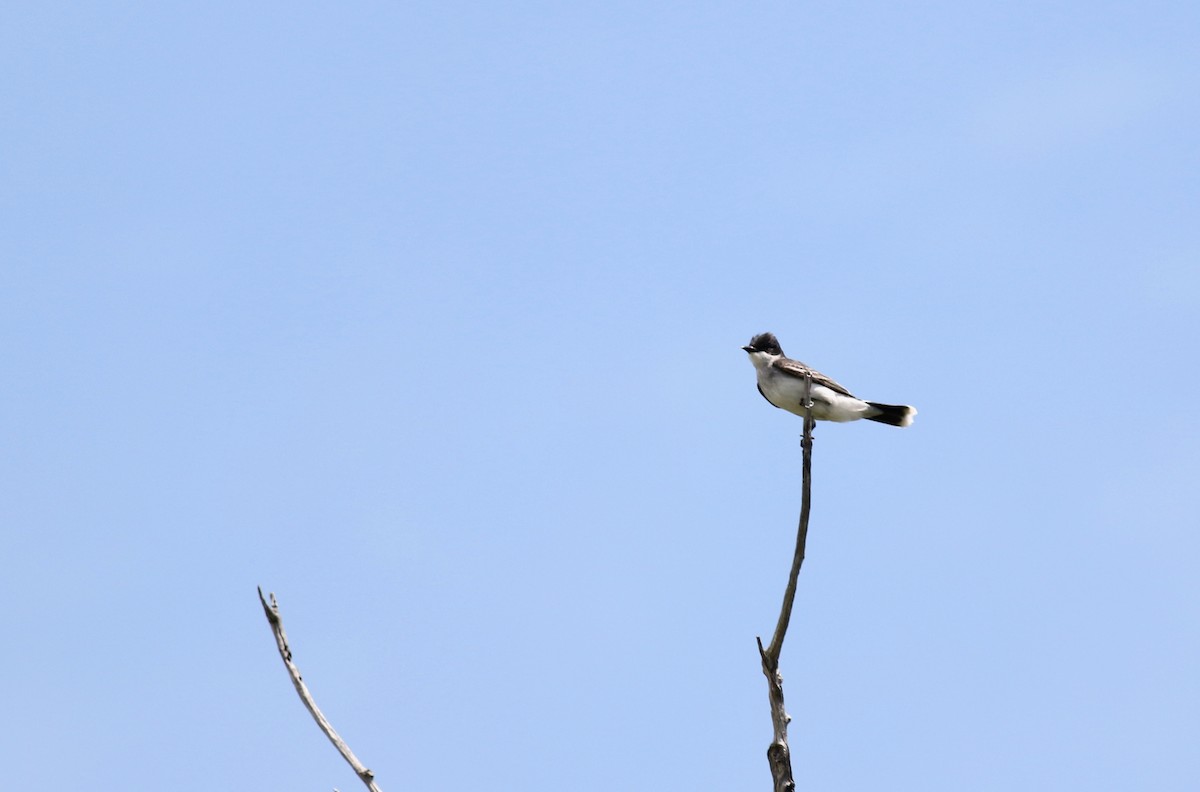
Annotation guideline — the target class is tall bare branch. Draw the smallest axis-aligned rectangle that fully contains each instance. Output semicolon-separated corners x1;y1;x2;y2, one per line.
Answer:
257;587;384;792
756;372;815;792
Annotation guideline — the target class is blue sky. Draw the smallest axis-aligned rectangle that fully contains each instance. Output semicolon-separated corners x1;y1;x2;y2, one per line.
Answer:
3;2;1198;789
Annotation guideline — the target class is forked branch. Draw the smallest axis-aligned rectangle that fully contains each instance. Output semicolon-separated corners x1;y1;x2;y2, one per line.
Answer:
756;372;815;792
257;587;384;792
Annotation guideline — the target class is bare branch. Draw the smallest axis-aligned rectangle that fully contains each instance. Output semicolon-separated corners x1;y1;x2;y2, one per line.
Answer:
757;372;815;791
257;587;384;792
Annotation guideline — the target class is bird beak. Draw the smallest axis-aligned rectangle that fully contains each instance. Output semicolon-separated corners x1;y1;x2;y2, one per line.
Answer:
741;346;754;353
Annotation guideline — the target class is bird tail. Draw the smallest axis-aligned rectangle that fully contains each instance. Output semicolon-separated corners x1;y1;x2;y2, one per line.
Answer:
865;402;917;427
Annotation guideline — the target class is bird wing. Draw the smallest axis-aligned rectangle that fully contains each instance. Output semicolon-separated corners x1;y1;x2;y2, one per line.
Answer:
771;357;857;397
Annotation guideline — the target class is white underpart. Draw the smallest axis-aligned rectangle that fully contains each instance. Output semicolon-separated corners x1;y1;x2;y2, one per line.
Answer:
746;349;876;422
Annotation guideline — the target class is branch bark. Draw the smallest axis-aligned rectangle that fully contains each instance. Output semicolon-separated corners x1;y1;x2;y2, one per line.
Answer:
756;372;815;792
257;587;384;792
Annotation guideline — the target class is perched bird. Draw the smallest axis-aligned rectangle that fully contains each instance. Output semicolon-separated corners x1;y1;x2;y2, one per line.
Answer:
742;332;916;427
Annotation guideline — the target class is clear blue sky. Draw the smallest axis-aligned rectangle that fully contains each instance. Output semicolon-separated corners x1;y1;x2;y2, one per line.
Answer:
3;2;1198;789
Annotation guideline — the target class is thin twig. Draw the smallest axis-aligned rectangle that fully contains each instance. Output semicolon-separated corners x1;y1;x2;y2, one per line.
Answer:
756;372;815;792
257;587;384;792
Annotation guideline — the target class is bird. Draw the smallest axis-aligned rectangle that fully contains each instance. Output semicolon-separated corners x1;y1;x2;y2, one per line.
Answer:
742;332;916;427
